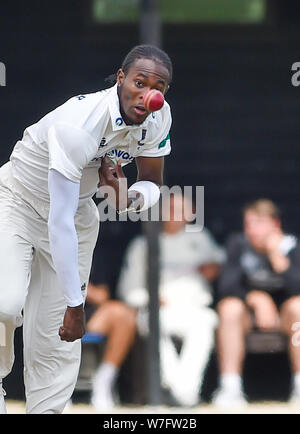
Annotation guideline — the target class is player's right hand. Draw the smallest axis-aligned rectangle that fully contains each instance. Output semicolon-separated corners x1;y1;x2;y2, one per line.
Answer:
98;156;128;210
59;304;86;342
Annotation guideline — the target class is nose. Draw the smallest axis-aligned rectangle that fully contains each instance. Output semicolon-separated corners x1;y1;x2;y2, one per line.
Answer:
140;87;151;100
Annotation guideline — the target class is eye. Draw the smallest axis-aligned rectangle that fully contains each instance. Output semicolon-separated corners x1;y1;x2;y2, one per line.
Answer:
135;80;144;88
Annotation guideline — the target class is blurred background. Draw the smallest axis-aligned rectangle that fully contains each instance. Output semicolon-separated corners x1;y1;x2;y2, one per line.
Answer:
1;0;300;409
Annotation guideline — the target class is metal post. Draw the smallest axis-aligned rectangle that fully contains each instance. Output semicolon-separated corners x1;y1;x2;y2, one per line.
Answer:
139;0;161;47
139;0;162;406
142;217;162;406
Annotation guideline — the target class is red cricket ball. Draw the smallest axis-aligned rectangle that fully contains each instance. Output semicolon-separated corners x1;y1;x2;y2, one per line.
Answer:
143;89;164;112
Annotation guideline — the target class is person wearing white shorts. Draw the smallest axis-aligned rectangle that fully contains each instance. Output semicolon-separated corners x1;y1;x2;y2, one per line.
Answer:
0;44;173;413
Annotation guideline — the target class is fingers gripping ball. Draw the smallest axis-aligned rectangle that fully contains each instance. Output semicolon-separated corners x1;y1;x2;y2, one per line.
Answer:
143;89;164;112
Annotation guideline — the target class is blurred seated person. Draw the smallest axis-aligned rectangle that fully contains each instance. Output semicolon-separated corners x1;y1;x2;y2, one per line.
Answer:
213;199;300;408
117;193;225;406
84;254;136;411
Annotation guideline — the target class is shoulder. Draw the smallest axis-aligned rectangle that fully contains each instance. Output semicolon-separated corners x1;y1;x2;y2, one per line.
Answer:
41;87;113;133
63;88;112;114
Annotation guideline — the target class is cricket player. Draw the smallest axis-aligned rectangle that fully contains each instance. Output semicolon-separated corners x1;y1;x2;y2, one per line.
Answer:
0;44;172;413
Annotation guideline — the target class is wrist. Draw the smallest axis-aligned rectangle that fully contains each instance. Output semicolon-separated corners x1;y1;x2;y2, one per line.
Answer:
268;252;290;273
118;192;144;214
67;303;84;311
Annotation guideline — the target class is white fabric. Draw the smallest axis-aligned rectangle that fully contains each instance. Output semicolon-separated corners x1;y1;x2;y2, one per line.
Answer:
220;374;243;390
48;169;83;307
0;382;6;414
0;163;99;413
160;306;218;406
117;227;226;309
10;84;172;202
117;227;225;403
91;363;118;411
48;124;98;183
212;388;247;409
128;180;161;212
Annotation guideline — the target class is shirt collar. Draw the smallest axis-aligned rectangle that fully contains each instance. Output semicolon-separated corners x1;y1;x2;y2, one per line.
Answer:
108;83;157;132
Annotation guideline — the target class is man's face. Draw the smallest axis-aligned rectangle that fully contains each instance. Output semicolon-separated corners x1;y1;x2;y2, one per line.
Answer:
117;58;170;125
244;210;280;251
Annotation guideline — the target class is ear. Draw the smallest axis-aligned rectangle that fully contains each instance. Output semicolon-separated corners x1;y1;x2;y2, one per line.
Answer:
117;69;125;86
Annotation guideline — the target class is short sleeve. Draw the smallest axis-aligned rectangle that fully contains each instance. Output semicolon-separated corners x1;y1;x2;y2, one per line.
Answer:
48;123;98;183
139;132;171;158
138;102;172;158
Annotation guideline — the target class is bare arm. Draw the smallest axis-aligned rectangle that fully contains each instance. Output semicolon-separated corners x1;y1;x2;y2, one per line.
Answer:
199;263;222;282
135;156;164;186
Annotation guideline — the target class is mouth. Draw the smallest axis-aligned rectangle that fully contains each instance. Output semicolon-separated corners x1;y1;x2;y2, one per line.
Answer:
133;105;147;116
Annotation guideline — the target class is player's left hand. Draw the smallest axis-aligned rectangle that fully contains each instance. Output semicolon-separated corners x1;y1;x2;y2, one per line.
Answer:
59;304;86;342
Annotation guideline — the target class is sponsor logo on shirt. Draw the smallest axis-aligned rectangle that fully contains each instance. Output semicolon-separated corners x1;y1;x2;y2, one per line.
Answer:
115;117;123;127
158;133;170;149
137;129;147;148
98;137;107;149
90;149;135;164
105;149;135;163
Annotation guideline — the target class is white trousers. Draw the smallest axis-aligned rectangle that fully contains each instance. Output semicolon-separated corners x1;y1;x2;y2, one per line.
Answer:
0;163;99;413
159;304;218;406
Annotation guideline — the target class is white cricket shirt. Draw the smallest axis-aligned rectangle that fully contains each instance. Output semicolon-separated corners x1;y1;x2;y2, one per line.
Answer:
117;226;226;309
10;84;172;202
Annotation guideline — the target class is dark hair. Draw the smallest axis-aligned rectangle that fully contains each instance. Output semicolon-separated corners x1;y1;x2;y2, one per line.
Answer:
106;44;173;84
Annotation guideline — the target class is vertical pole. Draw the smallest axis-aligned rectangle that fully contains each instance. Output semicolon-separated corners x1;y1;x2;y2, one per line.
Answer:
139;0;161;47
142;217;162;406
139;0;162;406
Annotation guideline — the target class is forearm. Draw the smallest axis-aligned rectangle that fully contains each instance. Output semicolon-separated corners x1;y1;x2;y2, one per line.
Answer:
199;263;221;282
268;251;290;273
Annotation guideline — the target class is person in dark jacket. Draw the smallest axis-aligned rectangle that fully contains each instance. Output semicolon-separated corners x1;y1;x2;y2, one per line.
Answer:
213;198;300;408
